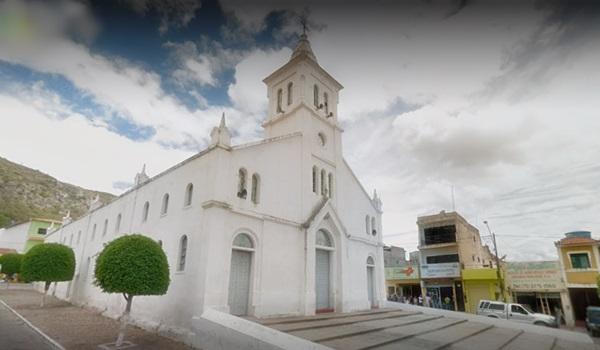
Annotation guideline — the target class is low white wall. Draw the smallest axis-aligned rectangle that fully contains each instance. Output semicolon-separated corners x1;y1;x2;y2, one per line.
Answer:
384;301;592;344
191;308;332;350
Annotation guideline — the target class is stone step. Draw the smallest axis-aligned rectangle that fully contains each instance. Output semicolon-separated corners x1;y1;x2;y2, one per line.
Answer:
446;325;523;350
258;308;397;326
320;317;467;350
271;310;420;332
289;313;440;342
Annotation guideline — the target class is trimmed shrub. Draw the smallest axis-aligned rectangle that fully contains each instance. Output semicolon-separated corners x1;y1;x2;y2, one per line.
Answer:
94;234;169;346
21;243;75;306
0;253;23;286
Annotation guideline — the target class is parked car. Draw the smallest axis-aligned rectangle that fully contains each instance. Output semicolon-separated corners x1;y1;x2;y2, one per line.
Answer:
586;306;600;337
476;300;557;327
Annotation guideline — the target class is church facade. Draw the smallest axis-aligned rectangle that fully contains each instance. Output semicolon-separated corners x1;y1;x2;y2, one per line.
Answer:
44;34;385;342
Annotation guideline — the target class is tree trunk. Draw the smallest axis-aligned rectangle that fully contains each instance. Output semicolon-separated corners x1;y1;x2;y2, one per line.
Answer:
41;281;50;307
116;294;133;347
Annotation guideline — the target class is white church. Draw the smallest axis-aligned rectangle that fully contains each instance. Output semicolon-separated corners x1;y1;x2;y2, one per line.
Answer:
45;33;385;343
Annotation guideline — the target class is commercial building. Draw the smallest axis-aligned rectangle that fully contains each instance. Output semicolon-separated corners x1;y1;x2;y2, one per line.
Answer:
0;218;61;253
556;231;600;325
418;211;504;312
42;34;386;344
506;261;573;326
384;245;420;300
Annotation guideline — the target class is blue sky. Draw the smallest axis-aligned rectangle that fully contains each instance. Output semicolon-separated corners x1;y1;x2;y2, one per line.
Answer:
1;0;600;260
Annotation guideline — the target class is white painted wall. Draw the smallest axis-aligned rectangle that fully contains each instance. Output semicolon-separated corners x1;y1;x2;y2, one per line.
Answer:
0;222;29;252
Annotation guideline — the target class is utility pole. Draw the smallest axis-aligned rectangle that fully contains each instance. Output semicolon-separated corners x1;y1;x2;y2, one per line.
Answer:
484;220;505;302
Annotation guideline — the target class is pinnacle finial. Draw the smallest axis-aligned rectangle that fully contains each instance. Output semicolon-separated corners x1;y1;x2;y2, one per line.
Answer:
300;15;308;37
220;112;226;128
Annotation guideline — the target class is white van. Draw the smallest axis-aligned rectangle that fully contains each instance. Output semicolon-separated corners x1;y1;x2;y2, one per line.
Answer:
476;300;557;327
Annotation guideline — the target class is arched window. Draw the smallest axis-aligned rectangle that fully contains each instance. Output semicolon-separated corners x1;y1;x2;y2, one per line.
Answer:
233;233;254;249
365;215;370;235
178;235;188;272
321;169;327;196
115;214;121;234
287;82;293;105
318;132;326;146
367;256;375;266
142;202;150;222
161;193;169;215
324;92;329;114
91;223;97;240
184;183;193;206
328;173;333;199
312;166;318;194
238;168;247;199
102;219;108;236
313;84;319;107
69;234;73;246
316;229;333;248
77;230;81;244
251;173;260;204
277;88;283;113
371;217;377;236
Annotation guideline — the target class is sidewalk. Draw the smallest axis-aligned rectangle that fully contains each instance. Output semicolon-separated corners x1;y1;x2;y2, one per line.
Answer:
0;286;193;350
0;300;55;350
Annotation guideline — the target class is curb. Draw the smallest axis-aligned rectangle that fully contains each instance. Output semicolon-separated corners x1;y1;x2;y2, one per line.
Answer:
0;299;67;350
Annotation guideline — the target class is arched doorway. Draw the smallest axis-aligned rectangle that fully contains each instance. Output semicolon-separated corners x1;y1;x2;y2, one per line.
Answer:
315;229;334;313
367;256;376;308
228;233;254;316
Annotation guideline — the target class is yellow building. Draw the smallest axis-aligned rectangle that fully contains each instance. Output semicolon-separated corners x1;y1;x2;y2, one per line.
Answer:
556;231;600;325
462;268;503;313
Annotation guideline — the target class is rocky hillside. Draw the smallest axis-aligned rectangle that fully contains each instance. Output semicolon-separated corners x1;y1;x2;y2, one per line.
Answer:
0;156;116;228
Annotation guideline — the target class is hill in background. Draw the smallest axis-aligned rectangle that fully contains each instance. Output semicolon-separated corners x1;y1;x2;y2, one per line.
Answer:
0;156;116;228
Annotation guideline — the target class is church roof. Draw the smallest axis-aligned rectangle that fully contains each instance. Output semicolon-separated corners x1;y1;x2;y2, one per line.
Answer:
290;33;317;62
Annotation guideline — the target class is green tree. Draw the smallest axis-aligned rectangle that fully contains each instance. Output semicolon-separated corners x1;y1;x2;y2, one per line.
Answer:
95;234;170;347
0;253;23;288
21;243;75;306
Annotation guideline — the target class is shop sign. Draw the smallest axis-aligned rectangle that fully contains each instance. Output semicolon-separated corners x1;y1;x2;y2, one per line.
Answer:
421;262;460;278
506;261;565;291
385;265;419;280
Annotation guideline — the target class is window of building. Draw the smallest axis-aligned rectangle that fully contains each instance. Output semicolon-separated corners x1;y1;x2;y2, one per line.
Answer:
91;223;97;240
287;82;293;105
423;225;457;245
251;173;260;204
184;183;193;206
316;229;333;248
102;219;108;236
238;168;247;199
313;84;319;107
367;256;375;266
320;169;327;196
178;235;188;272
233;233;254;249
426;254;459;264
328;173;333;199
312;166;318;194
37;228;47;235
161;193;169;215
570;253;591;269
371;217;377;235
142;202;150;222
115;214;121;234
324;92;329;114
277;88;283;113
365;215;371;235
318;132;326;146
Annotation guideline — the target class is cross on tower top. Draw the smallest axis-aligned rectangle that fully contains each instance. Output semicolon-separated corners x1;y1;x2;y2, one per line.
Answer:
299;15;308;36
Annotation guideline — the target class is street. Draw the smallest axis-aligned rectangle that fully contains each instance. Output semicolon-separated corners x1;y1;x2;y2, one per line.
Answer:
0;302;55;350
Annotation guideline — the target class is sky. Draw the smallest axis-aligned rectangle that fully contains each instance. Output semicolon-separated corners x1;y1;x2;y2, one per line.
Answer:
1;0;599;261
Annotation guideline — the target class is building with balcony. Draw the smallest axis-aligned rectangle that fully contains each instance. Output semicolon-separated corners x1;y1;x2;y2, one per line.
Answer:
556;231;600;325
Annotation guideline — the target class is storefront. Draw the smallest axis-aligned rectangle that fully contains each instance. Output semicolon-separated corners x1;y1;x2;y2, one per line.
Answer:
506;261;572;326
462;268;501;314
420;262;464;311
385;264;420;301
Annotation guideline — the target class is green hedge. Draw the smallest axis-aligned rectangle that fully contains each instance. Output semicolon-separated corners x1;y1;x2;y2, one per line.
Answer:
21;243;75;283
94;234;169;296
0;253;23;276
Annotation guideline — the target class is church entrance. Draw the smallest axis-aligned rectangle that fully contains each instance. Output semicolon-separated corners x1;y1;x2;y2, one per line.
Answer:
228;233;254;316
315;229;334;313
367;256;376;308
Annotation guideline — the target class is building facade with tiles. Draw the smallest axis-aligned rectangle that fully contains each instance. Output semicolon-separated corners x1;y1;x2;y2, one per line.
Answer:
42;34;386;343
